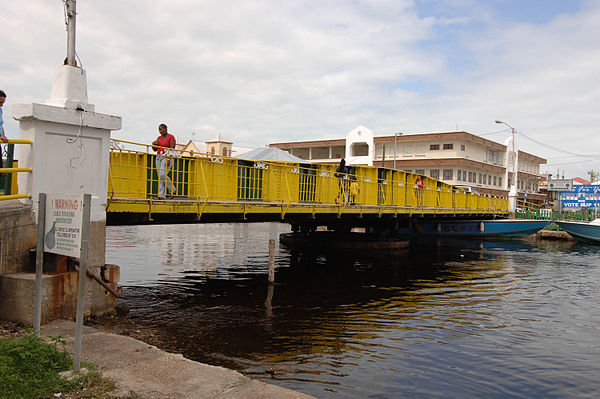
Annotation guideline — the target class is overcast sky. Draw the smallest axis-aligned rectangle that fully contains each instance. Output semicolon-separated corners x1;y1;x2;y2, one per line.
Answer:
2;0;600;178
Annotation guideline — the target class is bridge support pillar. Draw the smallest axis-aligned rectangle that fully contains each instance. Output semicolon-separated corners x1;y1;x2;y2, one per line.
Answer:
5;64;123;323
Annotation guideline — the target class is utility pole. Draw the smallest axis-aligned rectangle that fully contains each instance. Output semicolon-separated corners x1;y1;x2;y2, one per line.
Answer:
66;0;77;66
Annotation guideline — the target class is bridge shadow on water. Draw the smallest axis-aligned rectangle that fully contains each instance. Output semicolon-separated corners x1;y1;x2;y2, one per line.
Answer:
111;233;531;365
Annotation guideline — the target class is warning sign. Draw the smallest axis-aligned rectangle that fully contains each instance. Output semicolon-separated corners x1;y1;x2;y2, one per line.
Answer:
44;193;84;257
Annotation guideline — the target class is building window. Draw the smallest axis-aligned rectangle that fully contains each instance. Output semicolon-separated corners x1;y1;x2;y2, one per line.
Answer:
351;143;369;157
403;145;413;157
430;144;440;150
499;177;502;187
430;169;440;179
493;176;497;185
488;149;499;164
478;173;482;184
457;170;462;181
461;145;466;151
443;143;453;150
488;175;492;185
222;147;228;157
468;171;473;182
443;169;453;180
415;169;425;175
210;146;215;154
415;145;426;156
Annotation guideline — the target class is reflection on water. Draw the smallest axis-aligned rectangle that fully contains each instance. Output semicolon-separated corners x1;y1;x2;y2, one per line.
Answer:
106;223;600;399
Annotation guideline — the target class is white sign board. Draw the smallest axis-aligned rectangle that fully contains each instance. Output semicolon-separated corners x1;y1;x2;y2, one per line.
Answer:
548;179;573;191
44;193;84;257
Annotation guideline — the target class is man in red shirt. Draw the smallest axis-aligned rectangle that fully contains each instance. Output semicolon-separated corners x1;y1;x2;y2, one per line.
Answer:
152;123;176;199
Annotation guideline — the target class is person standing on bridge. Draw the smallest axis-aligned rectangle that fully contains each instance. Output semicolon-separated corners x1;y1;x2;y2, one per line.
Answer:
0;90;10;169
152;123;176;199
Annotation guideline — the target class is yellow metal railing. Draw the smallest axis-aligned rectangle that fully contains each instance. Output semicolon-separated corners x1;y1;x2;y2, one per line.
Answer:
0;140;33;200
107;139;510;214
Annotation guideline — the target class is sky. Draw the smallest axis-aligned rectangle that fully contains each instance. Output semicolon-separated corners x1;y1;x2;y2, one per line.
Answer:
2;0;600;178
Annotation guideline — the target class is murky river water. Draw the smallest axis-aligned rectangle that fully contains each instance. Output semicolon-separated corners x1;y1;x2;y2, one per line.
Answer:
105;223;600;398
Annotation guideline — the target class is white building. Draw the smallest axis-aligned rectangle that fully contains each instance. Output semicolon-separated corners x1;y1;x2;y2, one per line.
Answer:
270;126;547;203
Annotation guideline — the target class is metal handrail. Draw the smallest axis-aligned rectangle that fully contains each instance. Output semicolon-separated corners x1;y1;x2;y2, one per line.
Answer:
0;140;33;200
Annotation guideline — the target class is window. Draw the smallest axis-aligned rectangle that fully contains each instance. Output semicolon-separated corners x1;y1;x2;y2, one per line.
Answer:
493;176;497;185
443;143;453;150
351;143;369;156
210;146;215;154
430;144;440;150
415;145;426;155
222;147;228;156
403;145;413;156
488;175;492;185
461;145;466;151
430;169;440;179
443;169;453;180
457;170;462;181
478;173;482;184
499;177;502;187
468;172;473;182
488;149;499;164
415;169;425;175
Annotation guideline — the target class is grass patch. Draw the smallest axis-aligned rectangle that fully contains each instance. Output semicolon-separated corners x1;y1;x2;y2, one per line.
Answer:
0;331;116;399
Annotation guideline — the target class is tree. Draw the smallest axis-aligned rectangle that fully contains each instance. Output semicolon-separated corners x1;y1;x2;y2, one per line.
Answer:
587;169;599;183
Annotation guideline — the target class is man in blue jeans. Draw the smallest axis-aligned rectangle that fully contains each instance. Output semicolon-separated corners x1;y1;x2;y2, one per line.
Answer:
152;123;176;199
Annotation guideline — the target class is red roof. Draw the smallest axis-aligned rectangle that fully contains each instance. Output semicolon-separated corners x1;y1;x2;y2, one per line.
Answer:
573;177;591;185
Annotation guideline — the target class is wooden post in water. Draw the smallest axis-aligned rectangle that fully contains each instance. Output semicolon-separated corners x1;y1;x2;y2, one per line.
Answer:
265;239;275;317
267;239;275;284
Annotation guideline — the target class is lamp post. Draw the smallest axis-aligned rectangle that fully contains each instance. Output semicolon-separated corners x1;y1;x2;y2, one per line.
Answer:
495;120;518;215
394;132;402;169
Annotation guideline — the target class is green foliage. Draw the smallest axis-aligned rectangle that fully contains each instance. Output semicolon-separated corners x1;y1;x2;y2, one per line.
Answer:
0;332;117;399
0;333;72;398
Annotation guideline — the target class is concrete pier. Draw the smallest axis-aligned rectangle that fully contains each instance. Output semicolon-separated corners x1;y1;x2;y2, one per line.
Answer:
41;320;314;399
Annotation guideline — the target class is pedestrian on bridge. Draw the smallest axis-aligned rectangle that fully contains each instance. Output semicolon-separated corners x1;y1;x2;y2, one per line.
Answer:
152;123;176;199
0;90;9;168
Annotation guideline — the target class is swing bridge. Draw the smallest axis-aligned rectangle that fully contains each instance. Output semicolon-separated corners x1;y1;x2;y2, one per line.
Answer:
103;139;509;228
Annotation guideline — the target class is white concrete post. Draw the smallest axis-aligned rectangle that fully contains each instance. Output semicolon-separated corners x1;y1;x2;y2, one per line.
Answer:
12;64;121;316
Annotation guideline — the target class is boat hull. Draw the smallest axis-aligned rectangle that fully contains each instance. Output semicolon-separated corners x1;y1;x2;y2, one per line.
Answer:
555;221;600;243
413;219;550;238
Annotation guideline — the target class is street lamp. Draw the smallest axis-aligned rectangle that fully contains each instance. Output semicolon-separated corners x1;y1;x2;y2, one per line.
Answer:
495;120;516;177
495;120;518;215
394;132;403;169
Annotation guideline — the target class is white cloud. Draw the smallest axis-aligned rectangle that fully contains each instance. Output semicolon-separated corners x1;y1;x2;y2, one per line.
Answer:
2;0;600;177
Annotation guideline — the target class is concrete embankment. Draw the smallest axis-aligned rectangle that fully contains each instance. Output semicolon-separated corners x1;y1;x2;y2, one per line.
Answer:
41;320;314;399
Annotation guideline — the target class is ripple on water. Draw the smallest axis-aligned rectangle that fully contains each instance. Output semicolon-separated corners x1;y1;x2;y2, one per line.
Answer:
106;223;600;398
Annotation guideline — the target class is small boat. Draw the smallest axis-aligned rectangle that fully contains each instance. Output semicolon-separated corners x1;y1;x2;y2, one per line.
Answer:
555;219;600;243
412;219;551;238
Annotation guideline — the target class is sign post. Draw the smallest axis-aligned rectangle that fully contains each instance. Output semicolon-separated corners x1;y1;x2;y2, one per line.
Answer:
33;193;46;337
39;193;91;371
73;194;91;371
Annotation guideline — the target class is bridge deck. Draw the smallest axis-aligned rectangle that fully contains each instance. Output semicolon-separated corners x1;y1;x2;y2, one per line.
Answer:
106;140;509;224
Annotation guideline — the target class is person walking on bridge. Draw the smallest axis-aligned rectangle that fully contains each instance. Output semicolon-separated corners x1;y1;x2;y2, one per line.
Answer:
152;123;176;199
0;90;10;168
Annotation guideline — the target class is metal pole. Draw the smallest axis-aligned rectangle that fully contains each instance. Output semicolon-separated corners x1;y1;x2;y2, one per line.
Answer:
33;193;46;337
394;134;397;170
66;0;77;66
73;194;91;371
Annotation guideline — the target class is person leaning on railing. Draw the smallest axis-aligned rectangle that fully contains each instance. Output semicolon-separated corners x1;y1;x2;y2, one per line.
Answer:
0;90;9;168
152;123;176;199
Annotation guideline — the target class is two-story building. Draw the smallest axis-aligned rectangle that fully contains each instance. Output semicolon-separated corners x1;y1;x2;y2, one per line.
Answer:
270;125;547;203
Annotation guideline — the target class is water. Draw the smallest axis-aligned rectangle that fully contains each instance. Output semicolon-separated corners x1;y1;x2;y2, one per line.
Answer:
105;223;600;398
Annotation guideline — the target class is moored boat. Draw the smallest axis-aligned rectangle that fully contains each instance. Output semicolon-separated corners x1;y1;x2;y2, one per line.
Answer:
555;219;600;243
412;219;551;238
